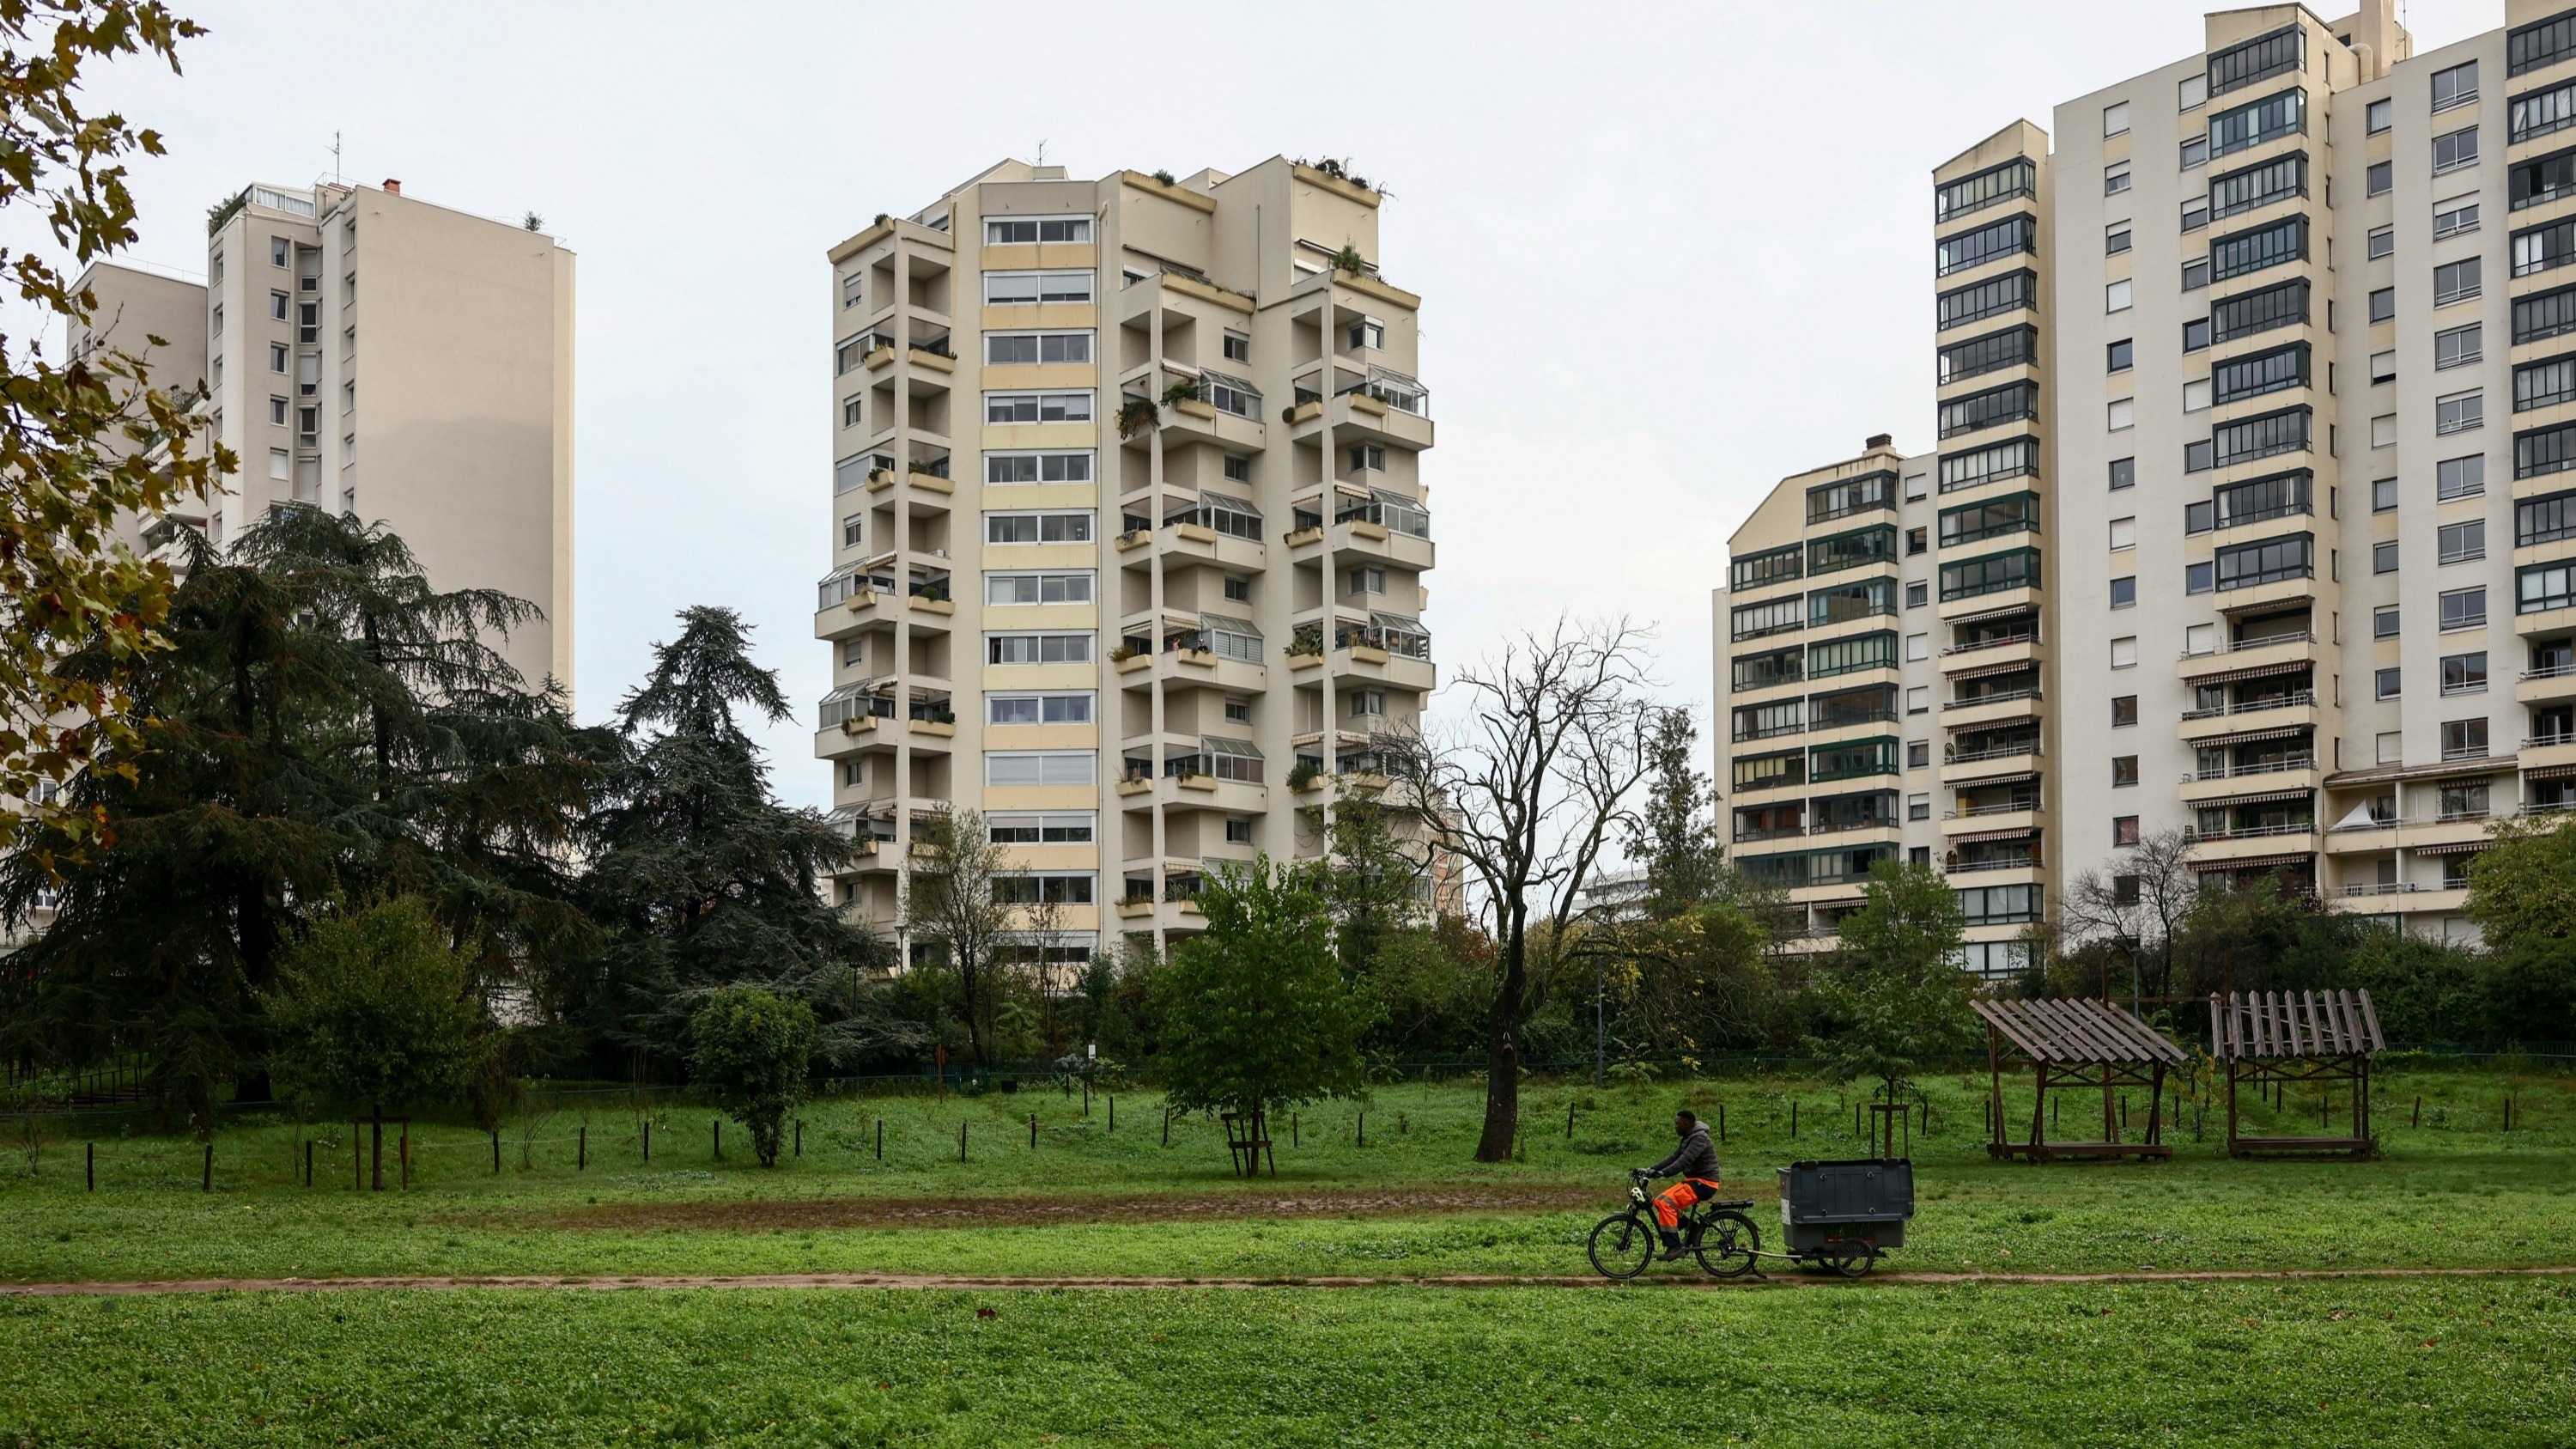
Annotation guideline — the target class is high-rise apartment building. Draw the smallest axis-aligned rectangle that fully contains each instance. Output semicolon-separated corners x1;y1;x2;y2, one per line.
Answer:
72;179;578;695
817;158;1436;958
1716;1;2576;959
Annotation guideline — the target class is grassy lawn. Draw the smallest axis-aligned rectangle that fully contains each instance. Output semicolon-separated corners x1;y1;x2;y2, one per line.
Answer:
4;1276;2571;1446
3;1068;2570;1284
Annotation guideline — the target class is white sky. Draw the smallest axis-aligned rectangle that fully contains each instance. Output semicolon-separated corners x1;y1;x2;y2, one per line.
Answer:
53;0;2498;806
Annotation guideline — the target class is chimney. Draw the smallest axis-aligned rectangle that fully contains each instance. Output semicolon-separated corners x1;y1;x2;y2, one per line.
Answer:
1865;433;1893;450
382;179;401;196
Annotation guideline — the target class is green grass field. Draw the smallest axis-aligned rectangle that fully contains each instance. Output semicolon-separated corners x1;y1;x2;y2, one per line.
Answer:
3;1068;2570;1444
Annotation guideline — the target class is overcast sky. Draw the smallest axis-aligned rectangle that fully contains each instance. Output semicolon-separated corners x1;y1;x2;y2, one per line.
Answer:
56;0;2499;807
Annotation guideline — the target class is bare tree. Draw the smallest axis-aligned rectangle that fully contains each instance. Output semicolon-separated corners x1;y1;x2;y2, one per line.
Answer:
904;807;1018;1066
1393;617;1656;1161
2058;828;2196;1000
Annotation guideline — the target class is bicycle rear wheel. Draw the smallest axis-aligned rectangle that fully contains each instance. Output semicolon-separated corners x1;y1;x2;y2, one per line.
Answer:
1692;1211;1761;1279
1587;1211;1655;1280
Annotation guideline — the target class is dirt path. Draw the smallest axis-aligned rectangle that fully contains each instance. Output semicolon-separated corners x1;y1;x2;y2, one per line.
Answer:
519;1184;1613;1233
9;1264;2575;1299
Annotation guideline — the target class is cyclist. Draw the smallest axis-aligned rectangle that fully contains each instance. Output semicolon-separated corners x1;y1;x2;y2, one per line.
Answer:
1638;1107;1722;1261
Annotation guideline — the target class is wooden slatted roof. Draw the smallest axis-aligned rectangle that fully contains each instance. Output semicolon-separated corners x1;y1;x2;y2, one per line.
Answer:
2208;989;2385;1060
1972;998;2188;1066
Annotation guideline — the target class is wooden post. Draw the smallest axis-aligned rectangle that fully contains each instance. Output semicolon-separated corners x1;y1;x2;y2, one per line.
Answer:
1163;1108;1170;1146
400;1123;410;1190
87;1142;94;1192
959;1120;967;1162
305;1140;313;1188
1717;1104;1727;1144
1791;1101;1799;1139
203;1140;212;1192
1358;1112;1364;1147
643;1120;652;1163
1109;1097;1115;1132
1292;1112;1300;1148
579;1126;587;1171
355;1128;362;1190
794;1120;803;1158
713;1119;721;1160
2413;1095;2421;1129
876;1117;884;1161
1030;1112;1038;1149
1566;1101;1576;1138
491;1129;500;1174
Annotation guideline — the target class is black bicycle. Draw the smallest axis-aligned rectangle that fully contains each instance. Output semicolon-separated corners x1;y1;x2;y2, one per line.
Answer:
1587;1169;1761;1280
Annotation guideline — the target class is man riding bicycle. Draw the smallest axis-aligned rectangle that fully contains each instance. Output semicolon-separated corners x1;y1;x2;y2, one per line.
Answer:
1638;1107;1722;1261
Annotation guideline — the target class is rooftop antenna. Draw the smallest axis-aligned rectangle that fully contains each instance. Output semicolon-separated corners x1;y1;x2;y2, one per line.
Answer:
1035;137;1048;167
330;131;343;186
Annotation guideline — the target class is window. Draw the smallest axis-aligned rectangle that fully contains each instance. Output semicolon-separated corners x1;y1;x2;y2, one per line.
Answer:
990;874;1097;906
1346;443;1387;475
2113;816;2142;847
1905;632;1929;662
986;692;1094;726
1224;697;1251;724
1348;317;1386;351
2210;216;2305;282
986;571;1095;605
1734;751;1805;793
1223;332;1249;363
2105;161;2131;196
2434;193;2482;239
986;450;1093;484
210;304;222;336
2514;145;2576;211
2186;561;2215;593
2372;350;2397;382
2106;278;2134;313
2375;540;2401;573
2106;221;2133;255
1729;596;1803;640
2368;96;2394;134
1810;633;1897;678
2441;586;2488;630
1906;527;1928;557
983;270;1094;304
1348;565;1387;595
1935;215;2037;277
1909;793;1931;823
2180;136;2208;169
2109;516;2137;551
1905;581;1928;609
1729;544;1802;593
1937;381;2039;439
269;343;287;373
2371;287;2397;323
268;395;287;426
1936;270;2037;329
2112;695;2138;728
984;216;1091;245
1225;455;1253;484
1224;576;1250;603
1905;686;1930;715
985;633;1095;666
1809;524;1897;575
1939;492;2038;547
1907;740;1931;769
2442;652;2489;695
2109;399;2136;430
2519;488;2576;545
2516;9;2576;76
2214;468;2312;528
2375;414;2398;447
987;813;1096;844
2436;324;2483;371
841;395;863;429
2519;421;2576;478
2183;198;2210;233
2107;338;2134;373
2104;100;2131;137
2513;76;2576;143
2441;718;2490;761
841;513;864;549
1938;437;2038;492
2437;454;2486;500
2111;636;2137;669
2434;127;2481;174
2211;277;2309;342
2186;439;2215;472
2213;405;2311;466
267;447;288;480
2109;456;2136;490
2524;560;2576;613
2184;318;2212;352
2439;519;2487;563
2212;341;2310;404
2367;161;2394;196
2433;60;2479;112
2180;72;2209;110
1936;325;2038;384
2210;154;2306;218
2376;667;2403;700
986;510;1094;544
1935;158;2038;222
2215;532;2313;589
984;331;1093;365
1349;690;1388;719
2110;575;2136;608
2375;605;2401;638
984;390;1093;423
2437;390;2485;435
2514;220;2576;277
2368;225;2394;259
2208;85;2306;155
266;289;288;321
1937;549;2038;600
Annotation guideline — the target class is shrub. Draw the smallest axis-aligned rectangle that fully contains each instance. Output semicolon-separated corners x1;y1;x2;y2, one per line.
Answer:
689;989;817;1167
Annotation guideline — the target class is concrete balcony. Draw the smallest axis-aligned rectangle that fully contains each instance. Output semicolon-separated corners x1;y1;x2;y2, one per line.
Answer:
813;589;892;642
2516;663;2576;705
1146;521;1266;573
1323;388;1434;452
2210;573;2320;617
1938;631;2039;675
1938;584;2040;623
2325;884;2469;917
1333;644;1436;693
1161;398;1267;454
2178;757;2318;804
1942;743;2043;786
1940;685;2042;730
2519;735;2576;775
1115;647;1267;695
2177;627;2323;681
2178;692;2320;743
813;714;897;761
2183;825;2321;861
1329;518;1435;571
2519;603;2576;638
1942;806;2041;837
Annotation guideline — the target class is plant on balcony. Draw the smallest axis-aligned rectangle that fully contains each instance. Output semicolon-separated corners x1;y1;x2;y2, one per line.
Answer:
1284;627;1324;658
1287;759;1322;792
906;457;946;477
908;581;949;603
1107;642;1138;664
1158;380;1205;410
1151;169;1176;186
1331;243;1369;275
1115;398;1160;439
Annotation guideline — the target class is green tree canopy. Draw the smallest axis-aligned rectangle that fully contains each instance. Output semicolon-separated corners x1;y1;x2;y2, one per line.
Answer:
1152;858;1377;1136
1808;860;1975;1109
264;896;484;1120
690;987;817;1167
2467;813;2576;953
1626;707;1726;920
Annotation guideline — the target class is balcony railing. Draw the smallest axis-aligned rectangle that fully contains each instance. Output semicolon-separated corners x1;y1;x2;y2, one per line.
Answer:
1948;740;2043;763
1946;797;2041;819
1809;816;1898;836
2183;819;2318;842
2180;628;2314;660
2181;688;2317;721
2524;661;2576;682
1941;630;2038;656
2182;750;2316;782
1943;685;2040;710
2337;881;2421;898
2526;731;2576;749
1733;825;1807;843
1949;854;2042;874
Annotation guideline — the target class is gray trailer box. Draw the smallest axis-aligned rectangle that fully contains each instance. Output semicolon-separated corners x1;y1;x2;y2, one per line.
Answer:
1777;1158;1914;1251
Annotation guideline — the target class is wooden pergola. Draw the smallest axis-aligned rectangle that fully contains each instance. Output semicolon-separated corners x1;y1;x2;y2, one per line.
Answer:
2211;989;2385;1157
1974;998;2186;1162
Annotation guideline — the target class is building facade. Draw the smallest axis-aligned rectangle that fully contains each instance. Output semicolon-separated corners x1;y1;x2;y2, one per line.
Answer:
74;178;578;696
1716;1;2576;957
817;157;1437;960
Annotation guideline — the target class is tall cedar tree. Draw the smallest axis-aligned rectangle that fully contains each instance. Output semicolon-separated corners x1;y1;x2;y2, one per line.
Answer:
1626;707;1725;920
571;606;898;1075
0;511;600;1121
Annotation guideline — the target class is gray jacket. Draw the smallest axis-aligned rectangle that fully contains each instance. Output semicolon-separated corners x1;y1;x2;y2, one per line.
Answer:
1646;1123;1721;1182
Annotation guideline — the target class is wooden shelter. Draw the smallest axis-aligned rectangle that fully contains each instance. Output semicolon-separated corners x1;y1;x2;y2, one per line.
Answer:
2210;989;2384;1156
1973;998;2186;1161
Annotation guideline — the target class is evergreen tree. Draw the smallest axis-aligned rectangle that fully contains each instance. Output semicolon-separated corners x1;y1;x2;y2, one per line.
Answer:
1627;707;1725;920
570;606;900;1075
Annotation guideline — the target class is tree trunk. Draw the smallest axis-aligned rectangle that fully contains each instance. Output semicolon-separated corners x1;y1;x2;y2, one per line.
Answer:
1474;925;1527;1162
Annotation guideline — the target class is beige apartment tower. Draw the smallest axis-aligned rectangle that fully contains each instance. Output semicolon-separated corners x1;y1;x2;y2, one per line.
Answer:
817;159;1437;959
1716;0;2576;957
72;179;578;696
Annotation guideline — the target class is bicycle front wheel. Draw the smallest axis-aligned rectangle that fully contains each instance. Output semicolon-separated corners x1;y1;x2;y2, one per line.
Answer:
1692;1211;1761;1278
1587;1211;1655;1280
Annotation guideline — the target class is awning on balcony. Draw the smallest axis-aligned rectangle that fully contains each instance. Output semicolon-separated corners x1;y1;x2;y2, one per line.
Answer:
2410;838;2491;856
2190;851;2313;872
1200;734;1263;760
1947;657;2042;682
1954;770;2041;787
1951;825;2040;845
2194;658;2316;685
2200;786;2317;808
2527;762;2576;781
1946;600;2041;628
2199;723;2316;746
